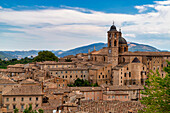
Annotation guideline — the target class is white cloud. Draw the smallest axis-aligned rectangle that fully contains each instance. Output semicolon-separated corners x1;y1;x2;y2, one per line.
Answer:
123;34;136;38
0;0;170;50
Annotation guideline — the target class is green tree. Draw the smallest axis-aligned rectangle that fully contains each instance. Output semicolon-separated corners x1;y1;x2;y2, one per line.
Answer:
139;61;170;113
22;104;43;113
14;108;19;113
38;109;44;113
33;51;58;62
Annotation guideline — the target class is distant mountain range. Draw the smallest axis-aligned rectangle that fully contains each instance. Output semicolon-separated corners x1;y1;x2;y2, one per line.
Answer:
0;42;168;60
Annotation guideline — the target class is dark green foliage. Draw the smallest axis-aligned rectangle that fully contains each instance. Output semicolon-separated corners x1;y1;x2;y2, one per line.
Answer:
14;108;19;113
33;51;58;62
68;78;98;87
0;57;33;69
38;109;44;113
139;60;170;113
22;104;43;113
65;58;72;62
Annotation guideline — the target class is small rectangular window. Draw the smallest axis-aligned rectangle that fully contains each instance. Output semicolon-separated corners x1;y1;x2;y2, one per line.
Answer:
6;98;9;102
21;105;24;109
13;105;16;109
13;98;16;101
29;97;32;101
36;97;38;101
21;97;24;101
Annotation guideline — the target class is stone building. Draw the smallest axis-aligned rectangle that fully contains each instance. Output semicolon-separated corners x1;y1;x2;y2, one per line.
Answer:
2;85;44;113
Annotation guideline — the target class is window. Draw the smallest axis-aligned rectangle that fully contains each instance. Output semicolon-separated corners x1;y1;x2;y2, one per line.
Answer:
61;71;63;74
6;98;9;102
62;75;64;78
99;75;100;78
106;75;107;78
63;84;64;87
129;72;131;77
56;72;58;74
65;71;67;73
21;97;24;101
65;75;67;78
124;47;126;52
123;58;125;62
6;105;9;110
121;76;122;79
114;40;117;46
124;73;126;77
21;105;24;109
70;75;72;78
29;97;32;101
81;75;83;78
76;75;78;78
36;104;38;107
36;97;38;101
114;33;117;38
112;96;115;99
104;57;106;61
127;67;128;70
13;105;16;109
143;67;144;70
13;98;16;101
102;75;104;78
59;84;60;87
125;96;127;98
84;75;85;77
153;67;155;70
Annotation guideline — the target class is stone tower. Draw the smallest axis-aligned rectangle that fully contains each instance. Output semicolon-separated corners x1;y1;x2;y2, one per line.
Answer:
107;23;121;67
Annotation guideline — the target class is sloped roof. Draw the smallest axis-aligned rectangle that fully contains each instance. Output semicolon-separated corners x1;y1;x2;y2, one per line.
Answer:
20;79;39;84
2;85;43;96
0;78;16;84
120;51;170;56
132;57;140;63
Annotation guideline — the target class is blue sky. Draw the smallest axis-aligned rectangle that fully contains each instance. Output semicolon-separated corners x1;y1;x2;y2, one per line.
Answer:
0;0;170;51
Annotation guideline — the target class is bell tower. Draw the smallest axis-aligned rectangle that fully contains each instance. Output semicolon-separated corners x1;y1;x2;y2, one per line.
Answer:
107;22;121;67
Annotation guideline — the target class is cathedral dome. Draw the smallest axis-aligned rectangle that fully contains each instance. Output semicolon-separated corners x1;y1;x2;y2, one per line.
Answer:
109;24;117;31
119;37;127;44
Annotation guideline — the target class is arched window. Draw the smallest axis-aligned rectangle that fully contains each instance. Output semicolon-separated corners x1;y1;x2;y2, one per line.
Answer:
109;40;111;47
114;33;117;38
114;40;117;46
104;57;105;61
124;47;126;52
